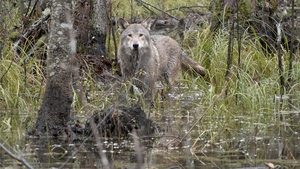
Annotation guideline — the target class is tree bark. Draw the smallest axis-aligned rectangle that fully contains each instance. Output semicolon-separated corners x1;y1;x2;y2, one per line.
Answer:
72;0;109;107
34;0;76;137
91;0;108;55
74;0;108;55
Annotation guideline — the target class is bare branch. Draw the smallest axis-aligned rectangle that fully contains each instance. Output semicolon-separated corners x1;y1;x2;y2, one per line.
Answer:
13;11;50;57
276;22;285;104
135;0;179;20
0;142;34;169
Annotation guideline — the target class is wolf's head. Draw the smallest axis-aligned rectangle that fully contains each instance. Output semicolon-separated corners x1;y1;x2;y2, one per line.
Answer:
118;19;152;55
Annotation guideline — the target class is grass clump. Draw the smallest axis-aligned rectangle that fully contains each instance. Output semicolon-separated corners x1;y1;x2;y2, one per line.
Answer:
0;49;45;142
180;24;299;144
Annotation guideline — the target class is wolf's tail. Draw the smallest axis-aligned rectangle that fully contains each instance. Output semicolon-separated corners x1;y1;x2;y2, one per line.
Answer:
180;52;206;77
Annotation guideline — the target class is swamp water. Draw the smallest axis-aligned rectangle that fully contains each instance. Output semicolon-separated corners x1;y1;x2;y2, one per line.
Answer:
1;89;300;169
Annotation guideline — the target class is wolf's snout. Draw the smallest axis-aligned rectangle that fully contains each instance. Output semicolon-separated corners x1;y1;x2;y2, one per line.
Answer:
133;44;139;50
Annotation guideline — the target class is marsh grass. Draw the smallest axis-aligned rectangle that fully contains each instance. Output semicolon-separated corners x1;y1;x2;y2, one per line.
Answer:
180;25;300;145
0;2;47;139
0;47;45;142
0;0;300;167
1;0;298;137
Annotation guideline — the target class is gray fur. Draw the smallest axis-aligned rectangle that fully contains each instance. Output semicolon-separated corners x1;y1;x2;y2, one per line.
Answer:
117;22;206;100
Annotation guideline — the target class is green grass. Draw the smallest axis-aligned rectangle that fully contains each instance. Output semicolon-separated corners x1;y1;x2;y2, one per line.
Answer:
0;2;46;140
0;47;45;142
0;1;300;164
180;24;300;144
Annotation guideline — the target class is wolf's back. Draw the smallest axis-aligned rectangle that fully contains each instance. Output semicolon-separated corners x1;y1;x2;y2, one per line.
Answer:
151;35;206;77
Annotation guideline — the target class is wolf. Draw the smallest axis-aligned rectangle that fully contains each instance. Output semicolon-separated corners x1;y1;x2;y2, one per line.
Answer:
117;19;206;101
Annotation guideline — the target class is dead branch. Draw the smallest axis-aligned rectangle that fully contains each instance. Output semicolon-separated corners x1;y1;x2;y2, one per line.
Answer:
0;142;34;169
25;0;33;17
135;0;179;20
276;23;285;105
28;0;40;17
13;11;50;57
165;5;209;13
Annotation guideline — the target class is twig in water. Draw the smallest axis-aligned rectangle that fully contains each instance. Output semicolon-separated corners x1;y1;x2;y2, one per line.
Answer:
175;87;231;147
132;130;144;169
90;120;111;169
175;112;205;147
0;142;34;169
58;108;113;169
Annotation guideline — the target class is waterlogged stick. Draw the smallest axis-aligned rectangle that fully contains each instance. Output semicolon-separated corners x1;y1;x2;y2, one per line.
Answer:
0;142;34;169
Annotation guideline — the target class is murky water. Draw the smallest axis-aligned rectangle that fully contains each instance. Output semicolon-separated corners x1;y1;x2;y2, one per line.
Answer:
1;89;300;169
1;134;300;168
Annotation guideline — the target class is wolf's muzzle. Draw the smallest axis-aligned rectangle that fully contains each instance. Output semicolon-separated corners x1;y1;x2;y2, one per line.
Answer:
133;44;139;50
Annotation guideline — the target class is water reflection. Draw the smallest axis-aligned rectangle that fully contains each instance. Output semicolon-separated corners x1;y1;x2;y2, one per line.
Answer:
1;124;300;168
1;90;300;168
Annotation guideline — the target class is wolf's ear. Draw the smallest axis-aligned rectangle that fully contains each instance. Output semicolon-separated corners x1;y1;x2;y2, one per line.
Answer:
118;18;130;30
141;19;155;30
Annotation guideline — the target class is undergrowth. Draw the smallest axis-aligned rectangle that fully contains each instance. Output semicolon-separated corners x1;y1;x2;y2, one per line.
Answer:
0;0;299;151
0;47;44;142
181;25;300;145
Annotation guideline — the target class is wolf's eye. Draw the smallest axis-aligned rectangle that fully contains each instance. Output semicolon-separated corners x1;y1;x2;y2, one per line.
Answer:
139;34;144;37
128;34;132;37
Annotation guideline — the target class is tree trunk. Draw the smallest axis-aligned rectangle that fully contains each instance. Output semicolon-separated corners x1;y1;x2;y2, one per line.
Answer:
72;0;109;106
34;0;76;137
74;0;108;55
91;0;108;55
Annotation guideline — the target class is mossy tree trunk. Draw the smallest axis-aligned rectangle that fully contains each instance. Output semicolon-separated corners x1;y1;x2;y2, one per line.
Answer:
34;0;76;137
